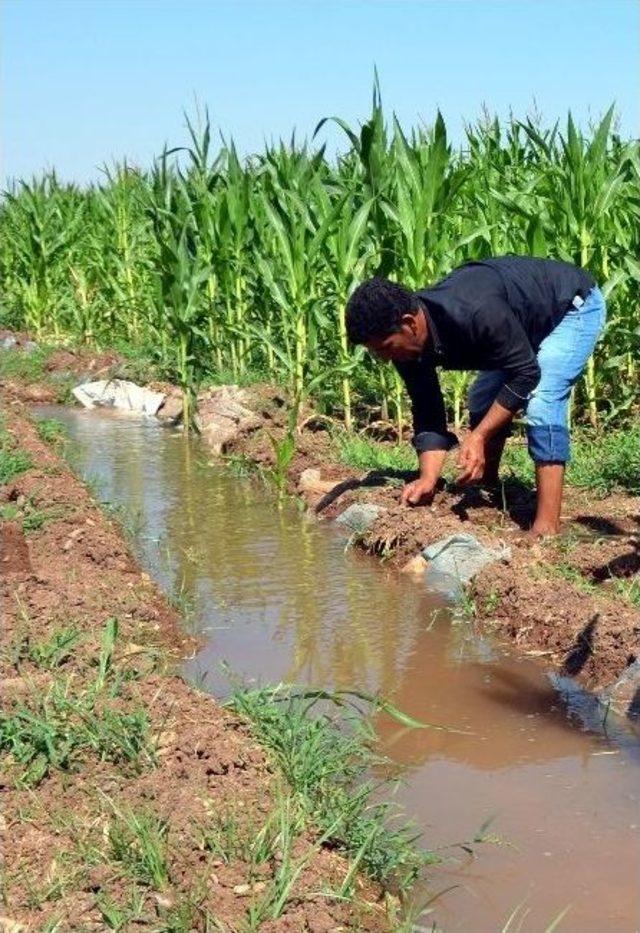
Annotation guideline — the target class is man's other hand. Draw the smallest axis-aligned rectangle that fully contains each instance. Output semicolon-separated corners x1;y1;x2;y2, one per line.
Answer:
401;477;436;506
457;432;486;484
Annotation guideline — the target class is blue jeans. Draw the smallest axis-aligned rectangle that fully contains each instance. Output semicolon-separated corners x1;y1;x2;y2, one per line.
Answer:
467;287;606;462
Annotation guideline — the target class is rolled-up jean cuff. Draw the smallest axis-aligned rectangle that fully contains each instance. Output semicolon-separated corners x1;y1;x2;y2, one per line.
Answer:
412;430;459;453
468;409;513;438
527;424;570;462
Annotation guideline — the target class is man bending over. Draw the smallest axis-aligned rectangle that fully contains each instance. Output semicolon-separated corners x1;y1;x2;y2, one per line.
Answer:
345;256;605;537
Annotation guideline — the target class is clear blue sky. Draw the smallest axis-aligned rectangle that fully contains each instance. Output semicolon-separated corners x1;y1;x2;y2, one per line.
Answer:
2;0;638;185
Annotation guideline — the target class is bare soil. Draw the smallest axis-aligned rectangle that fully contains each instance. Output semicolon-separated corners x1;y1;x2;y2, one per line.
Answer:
1;403;393;931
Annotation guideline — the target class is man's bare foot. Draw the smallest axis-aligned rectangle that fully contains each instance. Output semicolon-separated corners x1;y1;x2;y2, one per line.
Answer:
528;523;559;539
511;524;559;548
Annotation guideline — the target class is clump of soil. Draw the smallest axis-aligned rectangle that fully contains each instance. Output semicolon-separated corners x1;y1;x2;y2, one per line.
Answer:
1;404;394;931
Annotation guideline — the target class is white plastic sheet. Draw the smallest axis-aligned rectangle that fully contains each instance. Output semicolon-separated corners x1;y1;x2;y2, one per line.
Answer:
72;380;165;416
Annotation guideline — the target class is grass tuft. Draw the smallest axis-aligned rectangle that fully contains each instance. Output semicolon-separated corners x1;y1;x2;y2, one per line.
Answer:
226;684;432;894
7;626;82;672
333;432;416;474
36;417;69;446
0;423;32;483
106;804;170;890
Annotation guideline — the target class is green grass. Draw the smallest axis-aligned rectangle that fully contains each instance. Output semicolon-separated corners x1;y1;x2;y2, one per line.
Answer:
0;346;77;403
548;561;596;594
36;417;68;446
6;626;82;672
612;576;640;609
334;426;640;496
201;364;273;390
195;806;281;871
0;621;154;787
0;498;68;533
0;425;32;484
333;431;416;473
545;559;640;609
0;345;53;382
0;678;153;787
226;684;432;894
96;887;147;931
503;427;640;494
108;340;163;386
106;804;170;889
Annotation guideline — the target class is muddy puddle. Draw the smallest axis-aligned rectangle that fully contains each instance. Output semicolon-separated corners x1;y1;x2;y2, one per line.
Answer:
38;407;640;932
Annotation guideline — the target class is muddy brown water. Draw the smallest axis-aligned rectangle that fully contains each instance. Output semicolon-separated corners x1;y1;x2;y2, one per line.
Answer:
38;407;640;932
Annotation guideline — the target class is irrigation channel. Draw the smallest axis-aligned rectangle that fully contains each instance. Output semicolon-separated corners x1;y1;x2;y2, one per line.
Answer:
38;405;639;932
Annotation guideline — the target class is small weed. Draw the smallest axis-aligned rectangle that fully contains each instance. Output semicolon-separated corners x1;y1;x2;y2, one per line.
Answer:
453;590;477;622
0;345;52;382
8;626;81;672
106;804;170;889
222;453;260;479
41;916;65;932
198;812;250;864
1;680;153;786
15;849;85;911
52;374;78;405
611;576;640;608
96;886;147;930
158;899;197;932
0;498;68;533
36;417;68;446
264;407;298;505
483;588;501;615
101;499;146;539
245;795;316;925
0;434;32;483
110;348;161;386
201;364;272;391
168;580;196;629
156;895;227;932
549;562;596;595
93;616;118;693
197;796;292;878
22;504;67;532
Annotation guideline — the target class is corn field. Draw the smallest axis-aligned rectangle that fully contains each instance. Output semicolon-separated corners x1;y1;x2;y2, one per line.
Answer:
1;91;638;431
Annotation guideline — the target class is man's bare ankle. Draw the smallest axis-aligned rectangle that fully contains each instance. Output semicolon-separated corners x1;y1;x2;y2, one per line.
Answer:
529;521;559;538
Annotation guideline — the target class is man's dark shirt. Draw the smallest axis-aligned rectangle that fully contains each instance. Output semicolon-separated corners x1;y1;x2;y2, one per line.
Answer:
394;256;595;452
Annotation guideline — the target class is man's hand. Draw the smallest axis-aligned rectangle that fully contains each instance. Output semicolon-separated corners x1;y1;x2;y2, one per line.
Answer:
401;476;436;506
457;432;486;484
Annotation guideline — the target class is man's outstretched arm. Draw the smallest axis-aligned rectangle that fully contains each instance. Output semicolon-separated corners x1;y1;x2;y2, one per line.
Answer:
394;360;457;505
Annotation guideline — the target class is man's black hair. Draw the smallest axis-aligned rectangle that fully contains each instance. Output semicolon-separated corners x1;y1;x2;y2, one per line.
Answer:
345;277;417;345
